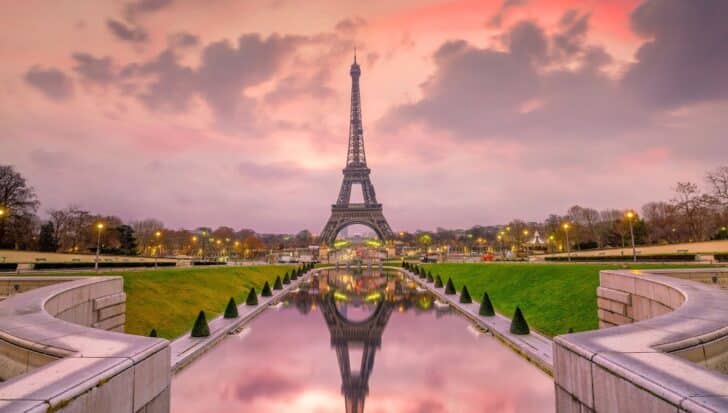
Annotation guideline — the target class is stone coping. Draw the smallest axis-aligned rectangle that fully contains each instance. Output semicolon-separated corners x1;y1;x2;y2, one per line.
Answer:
0;276;169;412
170;270;313;373
556;269;728;412
396;267;554;374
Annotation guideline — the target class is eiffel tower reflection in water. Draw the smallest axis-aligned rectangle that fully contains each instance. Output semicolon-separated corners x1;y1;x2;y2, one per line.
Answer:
288;268;443;413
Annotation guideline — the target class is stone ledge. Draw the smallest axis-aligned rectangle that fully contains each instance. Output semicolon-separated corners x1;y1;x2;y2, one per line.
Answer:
0;276;170;413
555;268;728;412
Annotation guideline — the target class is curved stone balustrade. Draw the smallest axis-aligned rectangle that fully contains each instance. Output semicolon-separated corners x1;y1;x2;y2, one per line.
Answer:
554;268;728;412
0;276;169;413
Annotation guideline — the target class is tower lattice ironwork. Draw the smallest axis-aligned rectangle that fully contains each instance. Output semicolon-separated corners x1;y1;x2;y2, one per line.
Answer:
319;55;394;244
320;293;393;413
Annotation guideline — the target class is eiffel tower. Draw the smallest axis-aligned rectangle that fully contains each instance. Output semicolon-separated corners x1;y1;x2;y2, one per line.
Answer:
319;54;394;245
319;288;394;413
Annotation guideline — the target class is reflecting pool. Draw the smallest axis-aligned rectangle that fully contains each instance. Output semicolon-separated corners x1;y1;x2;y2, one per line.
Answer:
171;269;554;412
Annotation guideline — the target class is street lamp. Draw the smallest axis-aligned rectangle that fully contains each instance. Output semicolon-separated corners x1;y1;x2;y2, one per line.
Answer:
522;229;530;257
625;210;637;262
0;207;5;217
154;230;162;268
562;223;571;262
95;223;104;272
548;234;555;253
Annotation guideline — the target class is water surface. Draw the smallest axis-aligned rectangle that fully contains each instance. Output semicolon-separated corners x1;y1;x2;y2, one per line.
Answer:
172;269;554;412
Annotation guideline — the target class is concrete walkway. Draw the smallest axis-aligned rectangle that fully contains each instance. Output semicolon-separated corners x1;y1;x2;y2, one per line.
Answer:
399;267;554;374
170;272;311;373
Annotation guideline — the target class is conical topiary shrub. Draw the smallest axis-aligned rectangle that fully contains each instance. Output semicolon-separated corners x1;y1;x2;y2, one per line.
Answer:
273;276;283;290
510;306;530;335
426;272;434;283
224;297;238;318
191;310;210;337
261;281;273;297
419;268;426;279
479;292;495;316
149;328;158;337
459;285;472;303
445;278;456;295
435;275;444;288
291;269;298;280
246;288;258;306
401;261;406;268
283;272;291;284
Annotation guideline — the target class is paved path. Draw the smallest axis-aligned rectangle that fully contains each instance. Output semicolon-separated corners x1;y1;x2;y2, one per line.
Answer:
170;272;311;373
399;267;554;374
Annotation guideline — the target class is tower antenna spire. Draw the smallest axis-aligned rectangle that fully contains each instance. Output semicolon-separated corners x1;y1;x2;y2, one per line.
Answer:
354;47;357;64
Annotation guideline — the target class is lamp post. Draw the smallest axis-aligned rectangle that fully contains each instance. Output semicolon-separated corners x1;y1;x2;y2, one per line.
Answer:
95;223;104;272
625;210;637;262
523;229;529;257
562;223;571;262
154;230;162;269
548;234;555;254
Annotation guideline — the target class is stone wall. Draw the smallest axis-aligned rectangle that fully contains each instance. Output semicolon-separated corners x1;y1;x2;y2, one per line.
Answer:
555;269;728;412
0;276;170;413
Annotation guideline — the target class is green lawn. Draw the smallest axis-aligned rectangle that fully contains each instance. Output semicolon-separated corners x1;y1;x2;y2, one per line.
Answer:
104;266;292;339
421;263;722;337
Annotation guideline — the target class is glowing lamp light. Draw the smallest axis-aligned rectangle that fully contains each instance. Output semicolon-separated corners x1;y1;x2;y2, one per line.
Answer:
97;223;104;230
626;210;635;219
155;231;162;237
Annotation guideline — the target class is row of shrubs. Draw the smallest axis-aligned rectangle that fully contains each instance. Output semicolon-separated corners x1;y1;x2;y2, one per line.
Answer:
545;254;697;262
191;261;223;266
151;262;317;338
402;261;531;335
0;263;18;272
715;253;728;262
34;261;177;270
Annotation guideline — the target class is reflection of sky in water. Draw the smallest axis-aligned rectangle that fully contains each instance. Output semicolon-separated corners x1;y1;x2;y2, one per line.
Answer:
171;273;554;413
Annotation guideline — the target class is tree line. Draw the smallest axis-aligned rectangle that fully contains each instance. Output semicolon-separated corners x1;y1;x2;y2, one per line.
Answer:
0;165;315;258
0;164;725;256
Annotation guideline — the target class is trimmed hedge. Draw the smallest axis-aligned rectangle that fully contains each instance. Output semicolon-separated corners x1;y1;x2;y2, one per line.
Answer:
273;276;283;290
0;263;18;272
261;281;273;297
191;261;222;266
149;328;158;337
434;275;444;288
191;310;210;337
510;306;530;335
715;253;728;262
426;272;434;283
445;278;456;295
479;292;495;316
246;288;258;305
33;261;176;270
545;254;696;262
459;285;472;304
283;272;291;284
224;297;239;318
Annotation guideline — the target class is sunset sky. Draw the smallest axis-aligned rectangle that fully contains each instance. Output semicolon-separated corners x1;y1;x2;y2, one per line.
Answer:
1;0;726;233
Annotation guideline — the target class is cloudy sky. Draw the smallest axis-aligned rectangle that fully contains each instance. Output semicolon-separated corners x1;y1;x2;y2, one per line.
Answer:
1;0;726;233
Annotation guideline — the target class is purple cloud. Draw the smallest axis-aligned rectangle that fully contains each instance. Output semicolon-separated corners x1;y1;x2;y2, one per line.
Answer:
24;66;74;101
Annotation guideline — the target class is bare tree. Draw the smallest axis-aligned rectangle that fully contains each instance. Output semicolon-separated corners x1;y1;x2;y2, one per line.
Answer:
706;165;728;206
0;165;40;249
131;219;164;256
